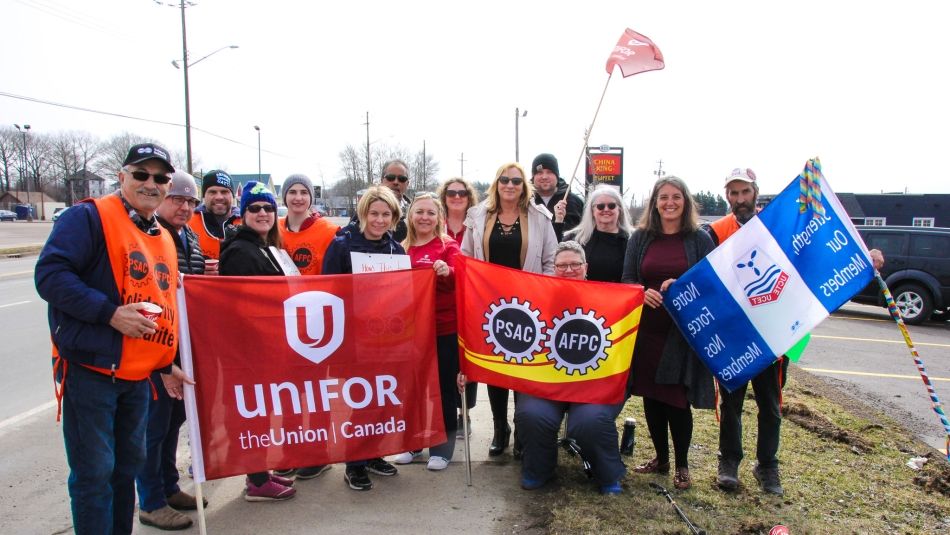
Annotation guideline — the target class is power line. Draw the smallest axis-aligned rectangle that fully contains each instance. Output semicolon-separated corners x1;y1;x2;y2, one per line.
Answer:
14;0;139;41
0;90;290;158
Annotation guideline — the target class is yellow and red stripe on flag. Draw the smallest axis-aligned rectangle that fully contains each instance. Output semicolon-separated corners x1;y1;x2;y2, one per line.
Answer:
456;256;644;405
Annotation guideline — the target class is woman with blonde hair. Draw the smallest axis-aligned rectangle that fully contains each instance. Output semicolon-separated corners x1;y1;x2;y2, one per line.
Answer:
460;162;557;457
620;176;715;490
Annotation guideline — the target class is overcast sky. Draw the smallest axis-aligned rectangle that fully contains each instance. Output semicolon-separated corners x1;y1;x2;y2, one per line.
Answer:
3;0;948;201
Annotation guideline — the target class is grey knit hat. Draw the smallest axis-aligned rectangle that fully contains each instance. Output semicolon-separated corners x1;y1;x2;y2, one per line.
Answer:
282;173;313;205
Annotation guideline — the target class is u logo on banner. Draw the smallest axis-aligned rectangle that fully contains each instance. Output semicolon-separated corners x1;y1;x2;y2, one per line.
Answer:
283;291;345;364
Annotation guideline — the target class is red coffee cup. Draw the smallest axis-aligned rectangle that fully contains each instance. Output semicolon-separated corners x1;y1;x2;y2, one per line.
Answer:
137;302;162;322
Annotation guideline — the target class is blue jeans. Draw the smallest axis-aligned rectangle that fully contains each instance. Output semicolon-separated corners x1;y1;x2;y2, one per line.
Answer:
62;363;149;535
515;393;625;486
136;371;186;512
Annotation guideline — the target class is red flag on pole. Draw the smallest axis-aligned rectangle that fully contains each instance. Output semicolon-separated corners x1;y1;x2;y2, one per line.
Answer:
456;256;644;405
605;28;665;77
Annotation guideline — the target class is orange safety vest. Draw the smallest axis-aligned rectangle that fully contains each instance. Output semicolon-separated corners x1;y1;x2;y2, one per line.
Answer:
708;213;741;244
278;216;340;275
87;196;179;380
189;212;237;260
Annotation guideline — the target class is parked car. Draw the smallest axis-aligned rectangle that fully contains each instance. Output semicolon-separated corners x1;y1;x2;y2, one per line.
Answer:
853;225;950;324
51;206;68;221
0;209;16;222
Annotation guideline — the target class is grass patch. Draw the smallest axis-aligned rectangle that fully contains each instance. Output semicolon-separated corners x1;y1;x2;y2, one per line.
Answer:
531;367;950;534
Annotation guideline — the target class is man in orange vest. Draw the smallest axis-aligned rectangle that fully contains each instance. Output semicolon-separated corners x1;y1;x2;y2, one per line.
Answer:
36;143;192;534
190;169;241;261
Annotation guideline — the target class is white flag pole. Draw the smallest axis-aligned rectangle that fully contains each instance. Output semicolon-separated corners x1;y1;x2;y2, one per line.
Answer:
177;279;207;535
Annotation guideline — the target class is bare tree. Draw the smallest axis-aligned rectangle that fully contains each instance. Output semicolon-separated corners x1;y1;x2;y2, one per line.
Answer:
410;149;440;193
48;131;103;203
97;132;158;174
0;127;20;193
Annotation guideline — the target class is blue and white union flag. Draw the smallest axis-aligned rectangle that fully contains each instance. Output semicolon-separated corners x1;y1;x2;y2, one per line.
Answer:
665;159;874;391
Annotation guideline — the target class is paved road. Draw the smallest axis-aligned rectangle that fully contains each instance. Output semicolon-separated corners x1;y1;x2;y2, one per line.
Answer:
799;302;949;453
0;220;53;250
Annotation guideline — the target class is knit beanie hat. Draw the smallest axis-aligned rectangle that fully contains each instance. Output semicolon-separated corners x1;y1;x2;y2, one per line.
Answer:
240;181;277;215
282;173;314;205
201;169;234;196
168;171;200;201
531;153;560;178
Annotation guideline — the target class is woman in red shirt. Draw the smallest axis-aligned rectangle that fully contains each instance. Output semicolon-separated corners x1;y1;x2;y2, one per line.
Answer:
391;193;461;471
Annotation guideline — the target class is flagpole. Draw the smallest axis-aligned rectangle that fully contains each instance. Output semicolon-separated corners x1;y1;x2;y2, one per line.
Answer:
874;272;950;460
176;280;208;535
561;71;614;205
462;390;473;486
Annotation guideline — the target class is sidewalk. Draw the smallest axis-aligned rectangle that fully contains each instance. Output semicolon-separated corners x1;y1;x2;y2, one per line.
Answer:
134;387;535;534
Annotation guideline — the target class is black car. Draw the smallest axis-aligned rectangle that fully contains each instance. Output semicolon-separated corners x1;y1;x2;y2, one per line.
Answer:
854;226;950;324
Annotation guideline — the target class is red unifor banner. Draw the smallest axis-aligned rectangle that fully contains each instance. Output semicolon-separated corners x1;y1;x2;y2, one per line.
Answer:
456;256;644;405
179;270;443;482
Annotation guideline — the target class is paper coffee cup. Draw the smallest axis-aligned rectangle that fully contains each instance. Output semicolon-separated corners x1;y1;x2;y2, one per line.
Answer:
138;302;162;322
205;259;219;269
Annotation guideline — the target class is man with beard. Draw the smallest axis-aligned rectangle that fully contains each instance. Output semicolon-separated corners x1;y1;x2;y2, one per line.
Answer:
190;170;241;262
530;153;583;241
708;168;883;497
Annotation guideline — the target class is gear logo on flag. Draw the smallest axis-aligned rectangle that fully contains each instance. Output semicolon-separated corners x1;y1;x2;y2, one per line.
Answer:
735;248;790;307
545;308;612;375
482;298;545;363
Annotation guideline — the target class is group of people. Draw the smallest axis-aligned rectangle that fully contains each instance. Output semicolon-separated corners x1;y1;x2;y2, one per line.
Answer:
36;142;883;534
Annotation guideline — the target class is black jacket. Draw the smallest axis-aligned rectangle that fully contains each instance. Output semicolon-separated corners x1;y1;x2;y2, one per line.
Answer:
159;218;206;275
219;226;283;276
533;177;584;241
323;221;405;275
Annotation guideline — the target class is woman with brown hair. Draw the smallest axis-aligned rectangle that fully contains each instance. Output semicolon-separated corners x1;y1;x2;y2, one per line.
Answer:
621;176;716;490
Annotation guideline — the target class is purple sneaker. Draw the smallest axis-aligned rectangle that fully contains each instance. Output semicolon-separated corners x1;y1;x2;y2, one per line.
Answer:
244;479;296;502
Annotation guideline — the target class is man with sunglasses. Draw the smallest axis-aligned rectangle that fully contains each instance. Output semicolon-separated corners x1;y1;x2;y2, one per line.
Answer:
530;153;584;241
134;171;206;530
190;169;242;260
349;159;412;242
36;143;189;534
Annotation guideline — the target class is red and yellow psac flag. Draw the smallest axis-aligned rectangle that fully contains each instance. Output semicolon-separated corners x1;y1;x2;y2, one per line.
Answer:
456;256;644;405
179;270;443;482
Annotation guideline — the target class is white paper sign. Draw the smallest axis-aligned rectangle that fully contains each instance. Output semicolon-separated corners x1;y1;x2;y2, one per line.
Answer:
270;246;301;276
350;251;411;274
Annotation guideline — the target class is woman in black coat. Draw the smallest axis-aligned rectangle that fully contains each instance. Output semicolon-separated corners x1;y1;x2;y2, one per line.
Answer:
218;181;297;502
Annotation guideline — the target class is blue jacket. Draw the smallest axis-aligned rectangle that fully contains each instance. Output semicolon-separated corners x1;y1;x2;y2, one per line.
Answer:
34;202;170;372
322;221;405;275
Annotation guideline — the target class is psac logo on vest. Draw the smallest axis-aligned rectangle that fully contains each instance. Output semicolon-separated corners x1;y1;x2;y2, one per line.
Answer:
284;291;345;364
736;247;789;307
128;248;172;291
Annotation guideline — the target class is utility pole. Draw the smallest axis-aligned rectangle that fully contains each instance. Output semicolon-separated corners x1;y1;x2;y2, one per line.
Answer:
179;0;192;174
14;124;32;221
459;152;466;177
653;158;664;179
422;139;427;192
363;111;371;182
254;125;261;183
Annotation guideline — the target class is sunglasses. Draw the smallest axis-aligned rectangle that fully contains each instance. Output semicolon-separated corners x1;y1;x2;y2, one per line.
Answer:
498;176;524;186
246;204;276;214
384;174;409;183
595;202;618;211
445;190;469;198
127;169;171;185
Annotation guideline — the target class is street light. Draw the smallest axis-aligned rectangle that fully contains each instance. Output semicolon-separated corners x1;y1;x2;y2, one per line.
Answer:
254;126;262;182
515;108;527;162
169;0;238;176
13;124;32;221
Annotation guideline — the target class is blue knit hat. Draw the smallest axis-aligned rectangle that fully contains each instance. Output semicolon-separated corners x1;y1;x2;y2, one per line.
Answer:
240;181;277;215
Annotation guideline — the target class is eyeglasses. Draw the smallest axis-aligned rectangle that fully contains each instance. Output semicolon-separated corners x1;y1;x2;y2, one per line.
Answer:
246;204;276;214
498;176;524;186
445;190;469;198
554;262;584;272
595;202;618;211
384;174;409;183
126;169;171;185
168;195;198;208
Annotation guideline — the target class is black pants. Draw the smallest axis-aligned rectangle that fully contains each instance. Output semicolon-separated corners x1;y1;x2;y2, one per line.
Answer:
718;357;789;469
642;397;693;469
